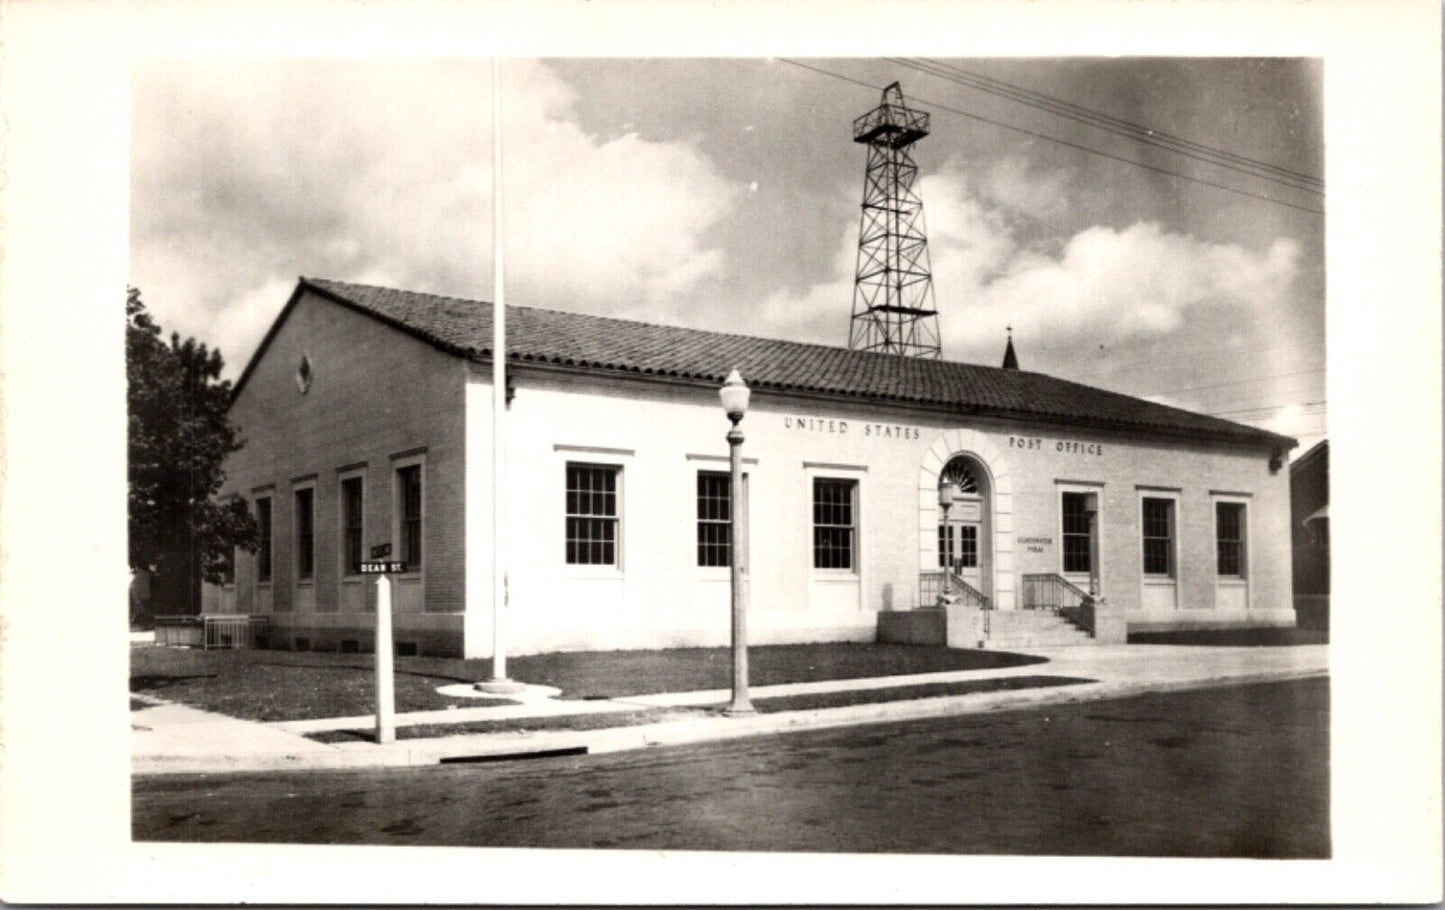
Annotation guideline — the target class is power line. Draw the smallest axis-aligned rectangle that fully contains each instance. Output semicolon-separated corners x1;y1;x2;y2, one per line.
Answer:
1143;367;1325;398
1064;336;1326;380
777;58;1326;217
894;57;1324;193
1206;398;1327;417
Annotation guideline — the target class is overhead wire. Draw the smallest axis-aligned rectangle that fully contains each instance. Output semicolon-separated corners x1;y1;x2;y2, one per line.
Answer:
1206;399;1327;417
776;58;1325;217
891;57;1324;194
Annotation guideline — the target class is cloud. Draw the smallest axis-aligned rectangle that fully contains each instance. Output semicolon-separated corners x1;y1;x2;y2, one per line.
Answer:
760;157;1301;360
131;60;741;373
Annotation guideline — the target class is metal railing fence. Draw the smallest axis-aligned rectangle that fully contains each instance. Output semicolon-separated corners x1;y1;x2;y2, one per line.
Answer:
154;614;270;650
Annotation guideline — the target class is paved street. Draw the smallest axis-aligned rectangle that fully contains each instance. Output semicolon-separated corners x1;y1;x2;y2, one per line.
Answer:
134;678;1327;857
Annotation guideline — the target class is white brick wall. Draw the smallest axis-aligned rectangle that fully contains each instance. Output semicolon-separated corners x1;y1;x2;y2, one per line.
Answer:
466;368;1294;656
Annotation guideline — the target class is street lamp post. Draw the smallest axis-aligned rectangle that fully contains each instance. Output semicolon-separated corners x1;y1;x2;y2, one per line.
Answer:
937;478;957;604
719;369;753;716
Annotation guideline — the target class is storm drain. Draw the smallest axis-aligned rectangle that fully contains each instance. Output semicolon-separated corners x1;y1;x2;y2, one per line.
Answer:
439;746;589;765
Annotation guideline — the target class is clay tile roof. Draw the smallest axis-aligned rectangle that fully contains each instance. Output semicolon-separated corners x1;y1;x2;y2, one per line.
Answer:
266;277;1293;449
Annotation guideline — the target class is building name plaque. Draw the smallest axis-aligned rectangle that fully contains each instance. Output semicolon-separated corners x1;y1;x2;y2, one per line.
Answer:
1017;535;1053;554
1009;435;1104;456
783;416;922;440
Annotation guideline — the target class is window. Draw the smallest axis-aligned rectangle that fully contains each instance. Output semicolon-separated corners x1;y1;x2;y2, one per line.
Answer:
1216;502;1247;577
1141;497;1174;577
937;523;952;569
566;463;619;566
1062;492;1093;574
295;487;315;580
256;496;272;582
696;471;731;568
813;477;857;570
341;477;363;576
397;465;422;570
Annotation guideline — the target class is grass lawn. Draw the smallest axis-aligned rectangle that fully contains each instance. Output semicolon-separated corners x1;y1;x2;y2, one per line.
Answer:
132;642;1046;722
1128;627;1328;647
306;674;1094;742
131;648;515;722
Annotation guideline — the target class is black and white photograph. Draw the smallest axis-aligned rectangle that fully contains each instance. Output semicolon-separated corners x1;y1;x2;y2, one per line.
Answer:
0;1;1440;905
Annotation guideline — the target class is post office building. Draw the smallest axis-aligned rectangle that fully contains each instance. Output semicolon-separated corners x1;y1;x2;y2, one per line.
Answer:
203;278;1297;657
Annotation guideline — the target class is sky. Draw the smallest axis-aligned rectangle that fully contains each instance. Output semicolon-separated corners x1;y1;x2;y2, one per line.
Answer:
131;57;1325;452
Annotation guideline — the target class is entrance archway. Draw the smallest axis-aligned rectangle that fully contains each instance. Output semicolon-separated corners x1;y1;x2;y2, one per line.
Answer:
937;455;991;600
918;429;1015;610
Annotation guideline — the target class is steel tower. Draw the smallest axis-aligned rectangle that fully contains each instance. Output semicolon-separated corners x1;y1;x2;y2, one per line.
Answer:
848;82;941;358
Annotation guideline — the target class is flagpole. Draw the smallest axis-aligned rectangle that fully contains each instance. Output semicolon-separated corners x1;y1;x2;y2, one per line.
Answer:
487;57;513;688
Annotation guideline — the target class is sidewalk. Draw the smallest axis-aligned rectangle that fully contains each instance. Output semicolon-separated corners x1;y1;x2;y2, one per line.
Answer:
132;643;1328;775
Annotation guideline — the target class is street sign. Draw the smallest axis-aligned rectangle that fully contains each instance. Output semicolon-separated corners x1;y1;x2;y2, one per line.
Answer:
360;561;405;574
370;543;392;559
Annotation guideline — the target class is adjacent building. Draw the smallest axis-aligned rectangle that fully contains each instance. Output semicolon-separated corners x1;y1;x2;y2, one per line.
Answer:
1289;439;1330;630
203;277;1297;657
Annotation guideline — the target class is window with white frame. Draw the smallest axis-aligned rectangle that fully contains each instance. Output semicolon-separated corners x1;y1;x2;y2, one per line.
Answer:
396;464;423;571
812;477;857;571
341;475;364;576
1141;497;1175;577
295;486;315;580
696;471;731;568
1215;501;1247;578
255;496;273;582
566;463;620;566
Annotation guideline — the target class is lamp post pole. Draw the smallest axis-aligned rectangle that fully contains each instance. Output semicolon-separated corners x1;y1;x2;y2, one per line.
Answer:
937;479;956;604
720;370;753;716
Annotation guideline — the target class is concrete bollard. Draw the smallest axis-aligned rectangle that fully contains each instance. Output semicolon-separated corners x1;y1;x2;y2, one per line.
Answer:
375;574;396;745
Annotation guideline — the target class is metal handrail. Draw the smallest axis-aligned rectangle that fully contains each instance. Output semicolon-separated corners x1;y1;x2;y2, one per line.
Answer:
1020;573;1095;612
918;570;992;609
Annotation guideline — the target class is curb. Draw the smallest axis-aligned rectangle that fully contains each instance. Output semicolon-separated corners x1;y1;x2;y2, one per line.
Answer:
132;667;1327;776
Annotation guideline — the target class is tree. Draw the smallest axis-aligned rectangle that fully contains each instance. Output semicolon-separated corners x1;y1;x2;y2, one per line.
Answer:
127;287;257;620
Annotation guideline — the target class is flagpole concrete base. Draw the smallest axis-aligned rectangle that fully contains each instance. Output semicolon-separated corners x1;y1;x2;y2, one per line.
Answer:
474;679;527;695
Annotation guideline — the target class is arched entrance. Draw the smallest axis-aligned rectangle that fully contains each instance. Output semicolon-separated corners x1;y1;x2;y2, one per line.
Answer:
917;429;1015;610
937;455;992;601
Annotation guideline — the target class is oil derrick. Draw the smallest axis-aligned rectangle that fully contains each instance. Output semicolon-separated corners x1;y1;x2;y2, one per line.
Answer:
848;82;941;358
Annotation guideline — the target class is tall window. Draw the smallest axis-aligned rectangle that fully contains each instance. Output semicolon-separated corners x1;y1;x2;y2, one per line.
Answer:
813;478;857;570
256;496;272;582
566;463;619;566
341;477;363;576
295;488;315;580
397;465;422;570
1062;492;1093;574
696;471;731;568
937;523;952;569
1141;497;1174;577
1216;502;1247;577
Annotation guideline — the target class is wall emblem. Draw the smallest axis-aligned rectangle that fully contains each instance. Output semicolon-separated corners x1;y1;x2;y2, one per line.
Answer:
295;352;314;394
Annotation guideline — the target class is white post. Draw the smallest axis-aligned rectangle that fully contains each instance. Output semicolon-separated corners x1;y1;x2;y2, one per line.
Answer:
490;57;509;683
375;574;395;745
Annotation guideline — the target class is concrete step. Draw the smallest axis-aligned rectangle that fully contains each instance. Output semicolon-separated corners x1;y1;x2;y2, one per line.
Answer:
985;632;1095;648
983;609;1094;648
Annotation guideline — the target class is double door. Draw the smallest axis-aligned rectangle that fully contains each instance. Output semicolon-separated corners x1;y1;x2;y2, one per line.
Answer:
939;497;983;592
